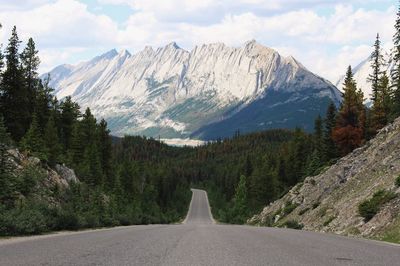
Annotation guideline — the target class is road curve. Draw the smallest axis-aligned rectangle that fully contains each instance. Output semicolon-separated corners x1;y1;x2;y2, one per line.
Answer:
0;189;399;266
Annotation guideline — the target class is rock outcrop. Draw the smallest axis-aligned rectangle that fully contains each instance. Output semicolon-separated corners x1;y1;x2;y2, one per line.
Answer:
7;149;79;188
250;117;400;241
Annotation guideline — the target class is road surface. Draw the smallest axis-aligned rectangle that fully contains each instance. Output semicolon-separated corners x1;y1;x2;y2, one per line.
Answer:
0;189;399;265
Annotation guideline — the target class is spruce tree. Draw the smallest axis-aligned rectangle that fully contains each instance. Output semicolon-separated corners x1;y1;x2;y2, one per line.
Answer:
81;108;97;145
20;113;46;160
368;33;384;103
60;96;80;150
322;102;337;162
0;26;30;141
392;2;400;117
34;77;54;131
313;115;323;158
231;175;248;224
371;73;392;131
98;119;112;179
68;122;84;167
0;23;4;83
82;142;103;187
333;66;365;155
21;38;40;115
44;114;61;167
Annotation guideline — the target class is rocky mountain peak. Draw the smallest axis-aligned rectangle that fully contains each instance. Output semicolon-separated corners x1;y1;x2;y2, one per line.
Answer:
98;49;118;60
118;49;131;58
44;41;340;138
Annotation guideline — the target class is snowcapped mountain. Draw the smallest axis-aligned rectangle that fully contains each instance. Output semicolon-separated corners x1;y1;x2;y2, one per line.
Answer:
44;40;341;140
336;52;393;104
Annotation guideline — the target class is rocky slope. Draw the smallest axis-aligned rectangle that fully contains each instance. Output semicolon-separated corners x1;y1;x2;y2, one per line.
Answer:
8;148;78;190
249;117;400;243
45;40;341;139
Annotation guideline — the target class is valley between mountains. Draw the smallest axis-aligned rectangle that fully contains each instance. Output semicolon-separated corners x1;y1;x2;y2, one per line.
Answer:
1;4;400;264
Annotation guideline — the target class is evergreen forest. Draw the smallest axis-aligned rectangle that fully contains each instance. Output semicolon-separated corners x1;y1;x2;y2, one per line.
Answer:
2;6;400;236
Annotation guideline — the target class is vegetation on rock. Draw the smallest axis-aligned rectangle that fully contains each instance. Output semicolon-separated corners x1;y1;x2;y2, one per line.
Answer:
358;190;397;222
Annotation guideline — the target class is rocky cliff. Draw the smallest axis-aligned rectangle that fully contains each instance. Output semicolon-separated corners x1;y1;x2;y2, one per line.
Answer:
250;117;400;243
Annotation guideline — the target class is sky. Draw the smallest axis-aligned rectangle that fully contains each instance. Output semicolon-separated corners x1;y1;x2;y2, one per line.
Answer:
0;0;397;83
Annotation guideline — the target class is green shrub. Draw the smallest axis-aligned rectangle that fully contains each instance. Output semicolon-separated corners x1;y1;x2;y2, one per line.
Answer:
14;209;47;234
56;209;82;230
82;213;100;228
318;206;328;217
282;202;299;216
281;220;304;230
323;216;335;226
263;216;274;227
272;208;282;218
358;190;397;222
395;176;400;187
299;207;310;215
16;165;45;196
312;202;320;209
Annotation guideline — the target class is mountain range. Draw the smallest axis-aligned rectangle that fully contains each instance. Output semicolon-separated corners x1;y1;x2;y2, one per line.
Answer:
45;40;341;140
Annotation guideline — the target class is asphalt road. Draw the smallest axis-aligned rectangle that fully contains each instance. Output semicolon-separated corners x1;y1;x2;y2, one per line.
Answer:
1;189;399;266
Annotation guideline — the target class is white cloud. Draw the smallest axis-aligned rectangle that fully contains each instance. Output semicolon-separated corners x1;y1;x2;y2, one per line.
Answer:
0;0;52;11
0;0;396;83
0;0;118;71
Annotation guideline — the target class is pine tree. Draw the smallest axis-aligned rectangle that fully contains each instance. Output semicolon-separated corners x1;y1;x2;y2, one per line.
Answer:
313;115;323;157
60;96;80;150
392;2;400;117
81;108;97;145
0;26;30;141
322;102;337;162
20;113;46;160
98;119;112;179
333;66;366;155
44;114;61;167
81;142;103;187
68;122;84;167
230;175;248;224
0;23;5;83
368;33;384;103
372;73;392;131
21;37;40;115
248;163;278;210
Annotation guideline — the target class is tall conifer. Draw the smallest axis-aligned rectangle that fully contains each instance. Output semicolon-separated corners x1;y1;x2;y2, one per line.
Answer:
333;66;365;155
44;114;61;166
322;102;337;162
0;26;30;141
391;3;400;117
20;113;46;160
21;38;40;115
368;33;384;103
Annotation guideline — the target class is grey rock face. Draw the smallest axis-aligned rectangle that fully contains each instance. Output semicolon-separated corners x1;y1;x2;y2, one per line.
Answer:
250;117;400;240
55;164;79;183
